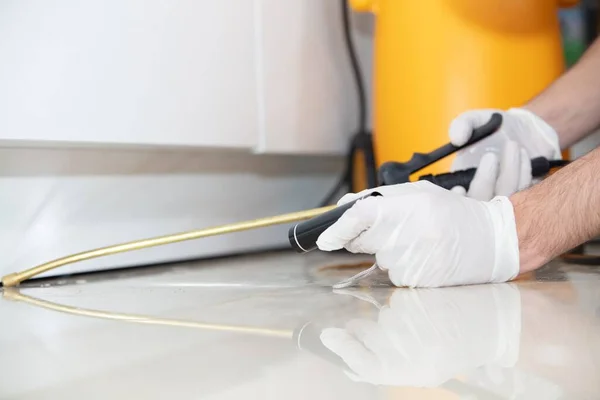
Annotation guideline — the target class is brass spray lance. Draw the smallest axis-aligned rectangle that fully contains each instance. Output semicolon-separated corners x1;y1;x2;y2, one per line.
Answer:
1;206;335;287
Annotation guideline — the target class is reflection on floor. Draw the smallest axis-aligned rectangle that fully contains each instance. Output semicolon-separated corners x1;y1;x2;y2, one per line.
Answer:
2;251;600;399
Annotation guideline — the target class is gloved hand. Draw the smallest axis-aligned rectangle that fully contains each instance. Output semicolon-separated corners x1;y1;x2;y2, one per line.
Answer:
320;285;521;387
316;181;519;288
449;108;561;200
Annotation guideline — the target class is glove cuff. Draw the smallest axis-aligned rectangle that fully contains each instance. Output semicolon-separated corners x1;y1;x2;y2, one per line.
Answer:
508;108;562;160
486;196;520;283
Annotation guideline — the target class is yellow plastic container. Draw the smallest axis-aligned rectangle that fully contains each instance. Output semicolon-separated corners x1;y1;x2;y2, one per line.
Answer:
351;0;575;177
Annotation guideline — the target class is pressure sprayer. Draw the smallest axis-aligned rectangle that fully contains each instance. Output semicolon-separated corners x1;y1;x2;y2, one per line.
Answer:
1;0;579;287
0;113;568;287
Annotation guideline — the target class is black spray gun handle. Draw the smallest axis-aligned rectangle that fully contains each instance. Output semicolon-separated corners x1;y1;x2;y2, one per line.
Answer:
288;113;566;253
378;113;503;185
289;191;382;253
419;156;567;191
288;114;503;254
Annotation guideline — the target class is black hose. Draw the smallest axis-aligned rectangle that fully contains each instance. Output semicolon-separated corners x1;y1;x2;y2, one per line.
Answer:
319;0;376;206
341;0;367;135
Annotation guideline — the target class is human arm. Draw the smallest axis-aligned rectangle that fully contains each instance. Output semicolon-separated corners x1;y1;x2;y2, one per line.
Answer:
511;145;600;273
525;38;600;149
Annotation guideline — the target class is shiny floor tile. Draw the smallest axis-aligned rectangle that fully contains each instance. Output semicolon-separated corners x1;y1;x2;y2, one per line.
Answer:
2;251;600;399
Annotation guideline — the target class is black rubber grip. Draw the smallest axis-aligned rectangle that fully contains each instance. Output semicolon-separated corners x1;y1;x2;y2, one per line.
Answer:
418;156;555;191
418;169;477;191
288;191;381;253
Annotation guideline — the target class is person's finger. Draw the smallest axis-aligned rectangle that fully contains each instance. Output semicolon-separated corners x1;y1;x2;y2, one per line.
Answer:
337;185;403;206
337;192;359;206
341;183;443;254
316;196;380;252
344;233;381;254
410;180;450;194
336;187;386;205
467;152;499;201
450;186;467;196
495;140;521;196
448;110;495;146
342;182;439;206
517;147;532;191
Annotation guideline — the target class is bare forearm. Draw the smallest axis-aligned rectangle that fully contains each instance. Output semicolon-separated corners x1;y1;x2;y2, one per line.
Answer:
524;38;600;149
511;146;600;273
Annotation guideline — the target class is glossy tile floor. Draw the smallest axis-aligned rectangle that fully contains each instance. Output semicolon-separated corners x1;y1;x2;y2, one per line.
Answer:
2;251;600;399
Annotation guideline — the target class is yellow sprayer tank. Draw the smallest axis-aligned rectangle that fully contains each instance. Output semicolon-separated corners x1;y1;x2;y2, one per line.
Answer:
351;0;576;176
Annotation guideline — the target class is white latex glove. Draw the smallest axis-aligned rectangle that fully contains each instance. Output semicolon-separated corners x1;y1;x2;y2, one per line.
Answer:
449;108;561;200
316;181;519;288
320;285;521;387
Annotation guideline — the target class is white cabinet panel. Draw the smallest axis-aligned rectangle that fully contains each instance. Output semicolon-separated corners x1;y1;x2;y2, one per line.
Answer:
0;1;258;148
0;147;343;279
256;0;374;155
